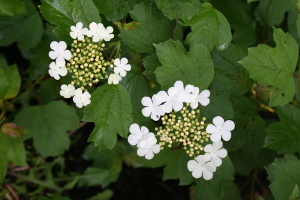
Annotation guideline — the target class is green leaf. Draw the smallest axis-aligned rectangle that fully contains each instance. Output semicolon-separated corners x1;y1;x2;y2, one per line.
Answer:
226;96;266;175
154;0;201;20
267;156;300;200
36;79;60;104
39;0;101;43
178;153;194;185
0;130;27;182
144;147;183;180
210;44;251;96
154;39;214;91
21;24;57;82
182;3;232;51
193;157;234;200
297;13;300;43
119;1;175;53
290;184;300;200
212;0;256;45
220;181;242;200
14;101;79;157
0;68;9;99
78;159;121;188
83;84;133;151
94;0;134;22
265;104;300;154
0;0;26;16
86;189;113;200
3;64;21;99
120;64;150;124
238;28;299;107
255;0;292;27
143;53;161;82
0;0;43;50
200;92;234;123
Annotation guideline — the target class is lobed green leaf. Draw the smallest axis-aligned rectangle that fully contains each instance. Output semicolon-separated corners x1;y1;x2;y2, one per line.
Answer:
238;27;299;107
83;84;133;151
154;0;201;20
14;101;79;157
119;1;175;53
182;3;232;51
154;39;214;91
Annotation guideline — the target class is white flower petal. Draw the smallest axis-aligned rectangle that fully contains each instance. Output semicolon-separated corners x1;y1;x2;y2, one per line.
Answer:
187;160;198;171
129;123;140;134
137;148;148;156
217;149;227;158
210;133;222;142
206;124;217;134
142;107;152;117
213;116;224;127
204;144;213;153
202;170;213;180
145;151;154;160
223;120;235;131
192;168;203;179
221;131;231;141
141;97;152;107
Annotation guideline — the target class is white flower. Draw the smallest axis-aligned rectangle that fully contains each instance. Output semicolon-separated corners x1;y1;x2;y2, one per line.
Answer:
128;123;151;146
102;26;114;41
108;73;122;84
49;41;72;67
173;81;195;103
137;135;160;160
87;22;114;42
189;88;210;109
218;43;226;51
204;141;227;167
206;116;235;142
114;58;131;77
141;94;165;121
70;22;88;40
87;22;105;42
157;87;182;112
48;62;67;80
60;84;75;98
73;88;91;108
187;155;216;180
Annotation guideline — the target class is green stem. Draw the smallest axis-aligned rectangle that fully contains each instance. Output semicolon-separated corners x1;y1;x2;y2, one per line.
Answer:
7;172;62;192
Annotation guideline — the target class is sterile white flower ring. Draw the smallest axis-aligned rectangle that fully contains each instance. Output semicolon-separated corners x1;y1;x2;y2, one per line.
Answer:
206;116;235;142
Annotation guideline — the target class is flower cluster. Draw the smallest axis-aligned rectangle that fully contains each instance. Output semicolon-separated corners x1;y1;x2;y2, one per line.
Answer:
127;123;160;160
128;80;235;180
48;22;131;108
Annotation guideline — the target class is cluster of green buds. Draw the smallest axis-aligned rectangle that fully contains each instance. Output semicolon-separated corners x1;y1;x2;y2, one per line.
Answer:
66;37;113;91
155;104;210;158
